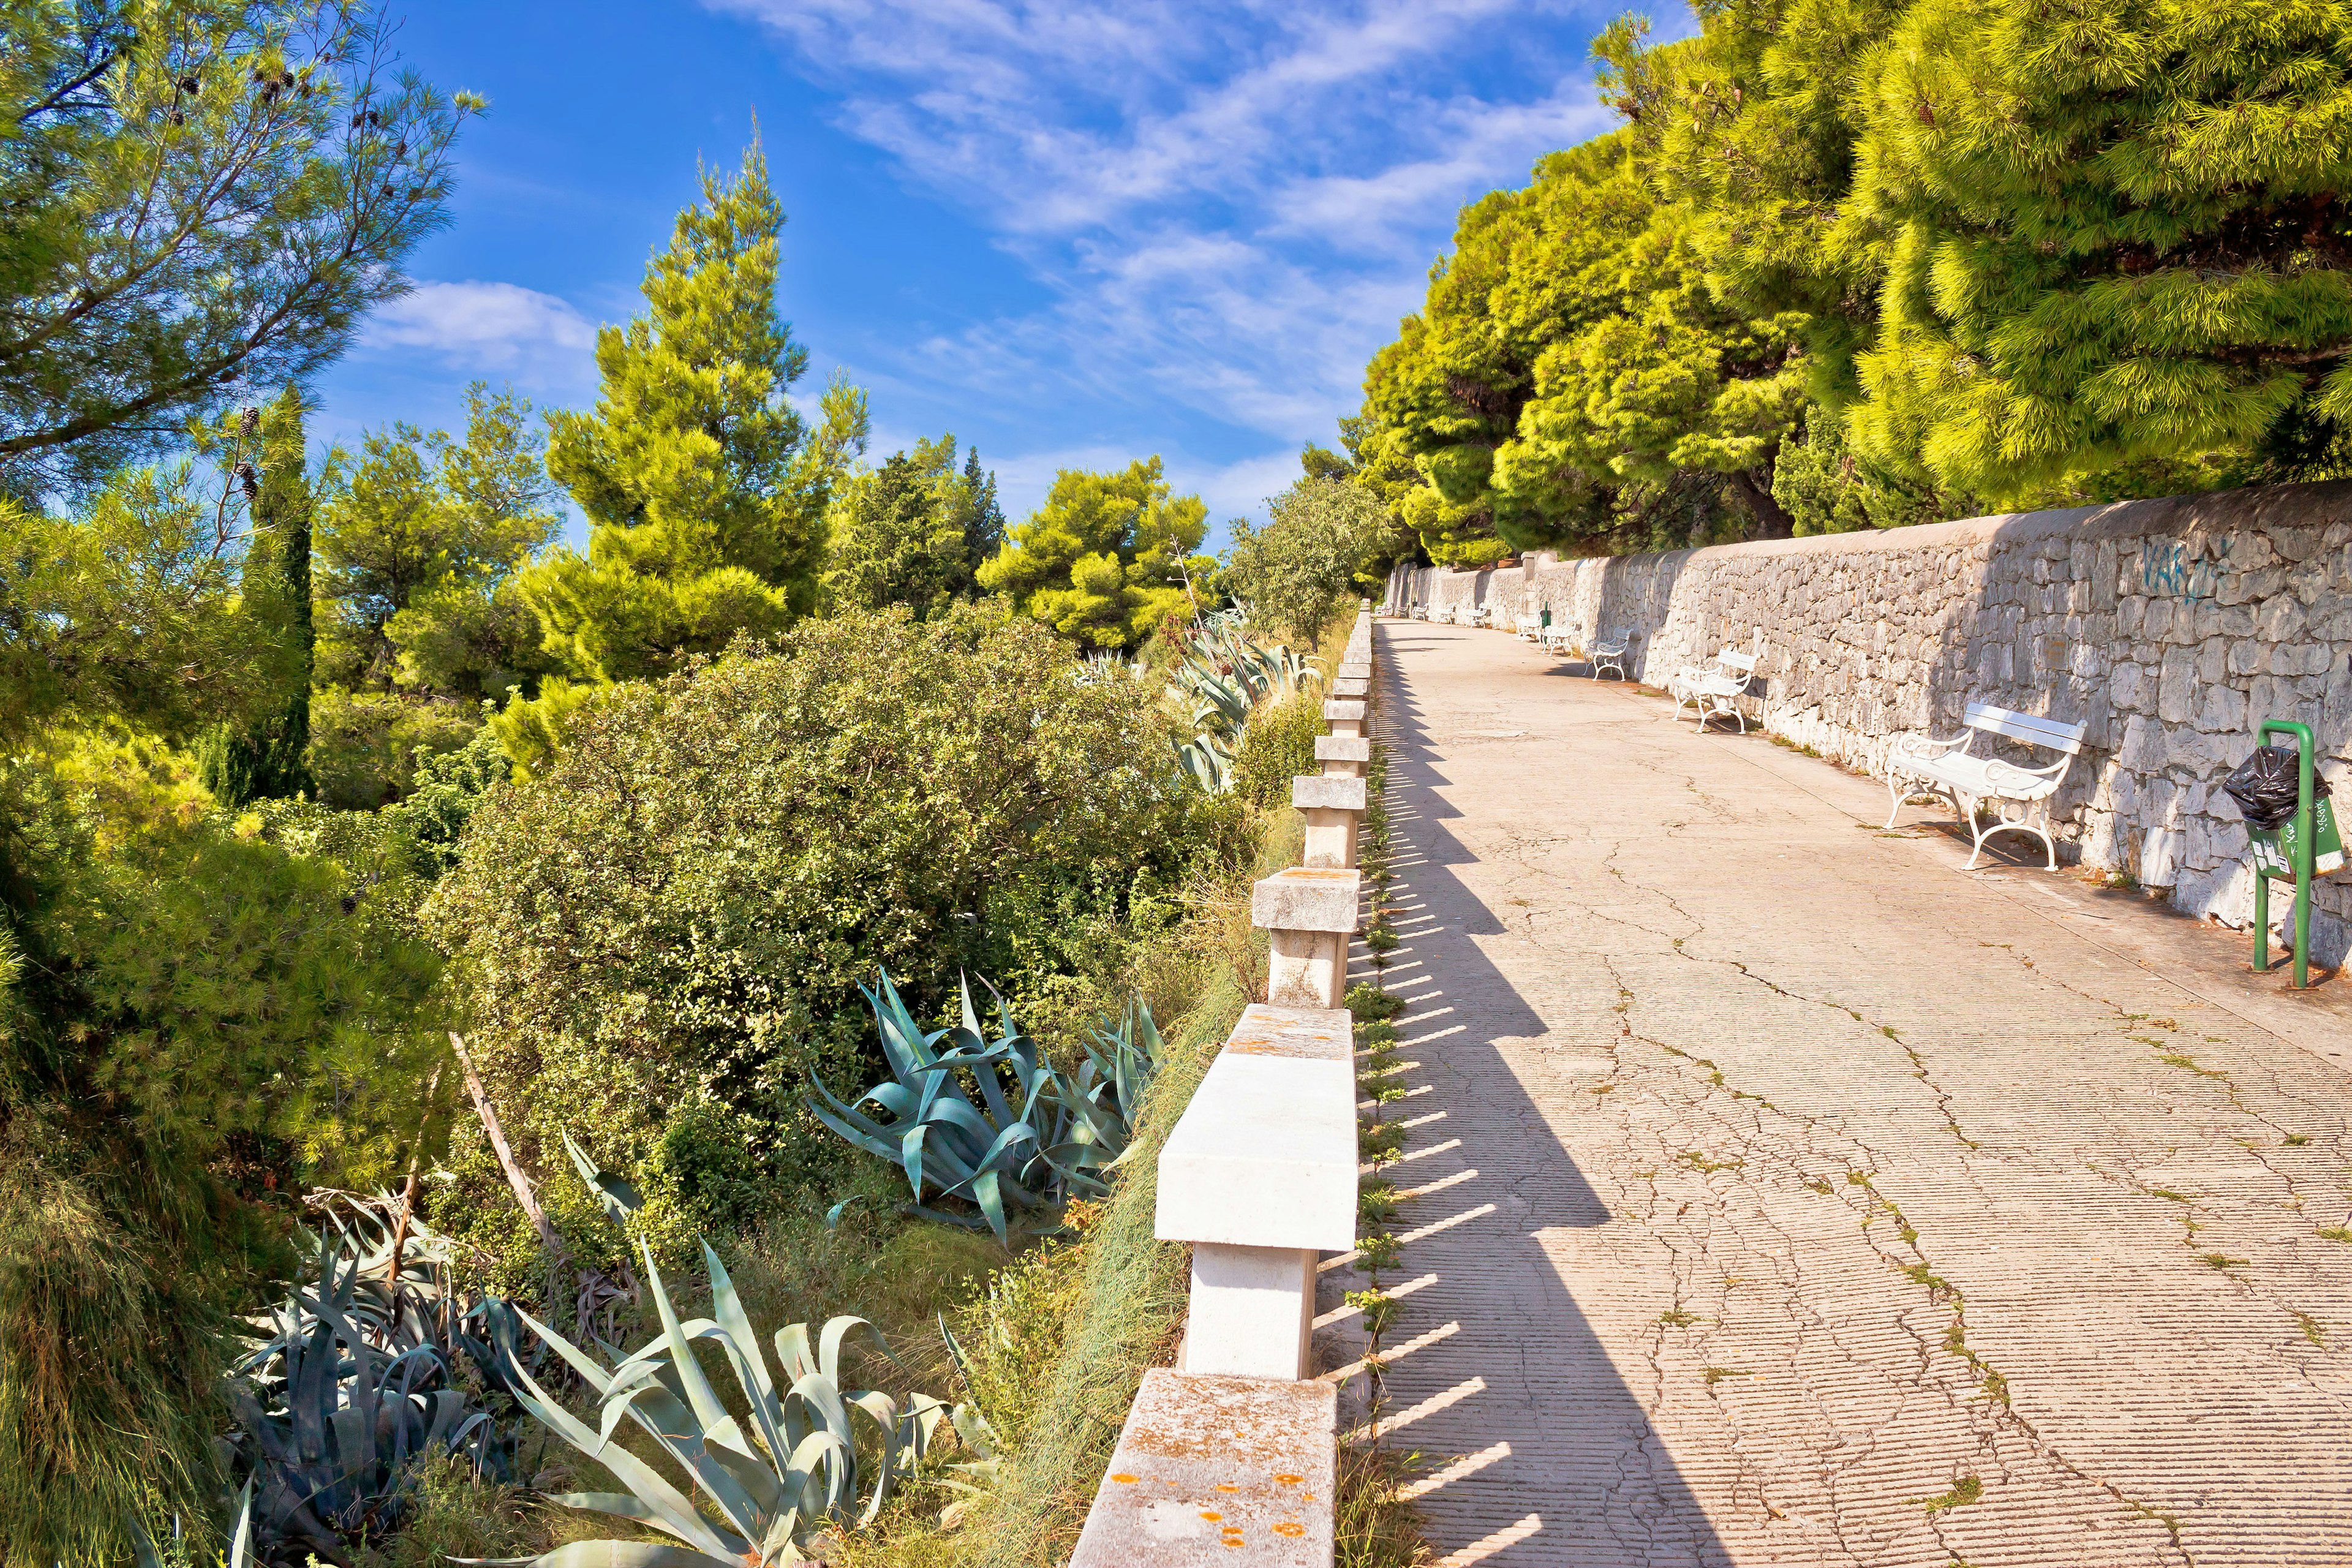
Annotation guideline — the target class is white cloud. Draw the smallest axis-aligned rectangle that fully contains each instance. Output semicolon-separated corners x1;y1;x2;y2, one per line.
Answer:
707;0;1618;519
363;280;600;388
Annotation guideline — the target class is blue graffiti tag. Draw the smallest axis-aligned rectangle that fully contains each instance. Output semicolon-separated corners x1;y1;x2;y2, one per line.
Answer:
2140;537;2229;600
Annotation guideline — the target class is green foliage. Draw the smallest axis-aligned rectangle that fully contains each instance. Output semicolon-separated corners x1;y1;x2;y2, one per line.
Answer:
1842;0;2352;503
978;458;1211;651
1;745;448;1562
1231;689;1324;811
200;386;317;807
1346;984;1405;1023
807;973;1163;1244
423;611;1210;1287
524;140;868;693
0;459;283;750
1223;475;1402;644
304;686;480;812
499;1238;956;1565
824;435;1005;618
1360;0;2352;542
0;1;476;497
314;382;562;698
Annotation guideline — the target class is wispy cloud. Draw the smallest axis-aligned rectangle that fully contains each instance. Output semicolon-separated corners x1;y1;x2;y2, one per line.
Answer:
362;280;600;392
709;0;1618;516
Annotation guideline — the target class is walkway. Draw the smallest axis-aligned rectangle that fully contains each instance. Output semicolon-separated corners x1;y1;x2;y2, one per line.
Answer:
1333;618;2352;1567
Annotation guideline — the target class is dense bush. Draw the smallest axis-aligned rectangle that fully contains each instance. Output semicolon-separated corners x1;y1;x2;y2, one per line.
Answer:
1231;689;1324;810
0;738;448;1562
423;609;1229;1284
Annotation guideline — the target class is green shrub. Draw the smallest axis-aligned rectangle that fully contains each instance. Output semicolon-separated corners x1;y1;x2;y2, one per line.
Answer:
423;610;1223;1286
305;686;480;810
1348;983;1406;1022
1231;688;1323;810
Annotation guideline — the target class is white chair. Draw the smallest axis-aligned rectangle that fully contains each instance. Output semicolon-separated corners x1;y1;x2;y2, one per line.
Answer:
1668;636;1762;733
1514;612;1542;641
1884;703;2087;869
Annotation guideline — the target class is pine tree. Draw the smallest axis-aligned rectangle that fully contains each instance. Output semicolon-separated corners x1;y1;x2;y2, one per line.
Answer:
954;444;1006;571
197;386;314;806
1845;0;2352;502
524;140;866;684
977;458;1209;650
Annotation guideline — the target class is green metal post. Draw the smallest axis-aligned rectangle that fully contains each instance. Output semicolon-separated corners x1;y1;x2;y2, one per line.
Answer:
2253;720;2316;990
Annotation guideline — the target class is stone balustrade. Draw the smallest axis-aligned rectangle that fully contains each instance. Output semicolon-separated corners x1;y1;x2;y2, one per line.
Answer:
1070;604;1376;1568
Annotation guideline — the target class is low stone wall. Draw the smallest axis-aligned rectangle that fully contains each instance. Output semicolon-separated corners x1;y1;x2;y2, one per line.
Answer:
1385;482;2352;966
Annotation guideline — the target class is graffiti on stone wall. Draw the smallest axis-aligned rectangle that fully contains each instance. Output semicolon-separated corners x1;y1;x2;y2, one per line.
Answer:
2139;536;2230;600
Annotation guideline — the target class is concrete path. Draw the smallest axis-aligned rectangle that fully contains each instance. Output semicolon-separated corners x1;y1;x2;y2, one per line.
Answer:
1336;618;2352;1567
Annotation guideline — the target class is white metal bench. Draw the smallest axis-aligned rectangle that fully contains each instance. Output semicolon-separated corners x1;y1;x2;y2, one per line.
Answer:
1466;603;1491;628
1585;634;1629;681
1669;638;1762;732
1884;703;2086;870
1514;611;1544;641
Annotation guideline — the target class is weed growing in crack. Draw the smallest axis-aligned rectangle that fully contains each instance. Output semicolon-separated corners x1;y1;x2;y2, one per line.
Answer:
1678;1150;1742;1175
2286;1134;2312;1147
1920;1476;1983;1512
2199;1253;2247;1271
1657;1308;1697;1328
2157;1050;2228;1079
2316;1227;2352;1243
1359;1183;1400;1224
1353;1230;1401;1273
1702;1366;1749;1387
2297;1311;2328;1346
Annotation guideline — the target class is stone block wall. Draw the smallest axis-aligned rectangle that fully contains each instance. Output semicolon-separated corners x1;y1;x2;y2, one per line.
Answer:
1384;481;2352;966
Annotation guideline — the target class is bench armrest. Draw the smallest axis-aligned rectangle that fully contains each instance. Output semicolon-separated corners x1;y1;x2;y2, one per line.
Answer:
1891;731;1969;761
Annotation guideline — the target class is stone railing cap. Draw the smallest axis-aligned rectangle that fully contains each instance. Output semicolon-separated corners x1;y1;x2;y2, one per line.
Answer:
1314;734;1371;761
1321;699;1368;722
1071;1371;1336;1567
1250;867;1362;933
1156;1012;1355;1249
1329;676;1370;698
1291;775;1367;812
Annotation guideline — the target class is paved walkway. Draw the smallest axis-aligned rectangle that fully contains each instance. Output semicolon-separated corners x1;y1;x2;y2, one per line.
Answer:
1330;619;2352;1567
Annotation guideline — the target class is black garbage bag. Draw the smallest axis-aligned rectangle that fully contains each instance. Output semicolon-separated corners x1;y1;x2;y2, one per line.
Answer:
2222;745;2333;831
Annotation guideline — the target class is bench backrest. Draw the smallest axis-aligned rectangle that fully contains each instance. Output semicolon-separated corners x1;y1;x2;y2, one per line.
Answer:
1963;702;2086;755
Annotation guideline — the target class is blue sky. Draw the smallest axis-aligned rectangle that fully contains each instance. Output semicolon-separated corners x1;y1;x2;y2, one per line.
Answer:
318;1;1636;548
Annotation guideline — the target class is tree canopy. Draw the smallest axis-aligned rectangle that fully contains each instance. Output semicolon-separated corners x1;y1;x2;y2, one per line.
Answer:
522;141;867;685
821;434;1005;618
978;456;1212;650
1356;0;2352;560
0;0;479;498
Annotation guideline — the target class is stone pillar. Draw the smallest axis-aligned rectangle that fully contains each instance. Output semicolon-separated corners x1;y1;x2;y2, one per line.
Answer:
1316;734;1370;779
1322;698;1367;739
1253;867;1362;1009
1292;774;1366;869
1155;1003;1357;1381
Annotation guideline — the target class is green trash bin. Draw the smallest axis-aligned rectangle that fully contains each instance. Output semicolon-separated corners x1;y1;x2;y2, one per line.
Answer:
2247;797;2345;880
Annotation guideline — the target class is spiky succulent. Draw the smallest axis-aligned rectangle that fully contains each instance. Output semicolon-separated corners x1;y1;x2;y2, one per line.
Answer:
494;1238;959;1564
806;971;1162;1244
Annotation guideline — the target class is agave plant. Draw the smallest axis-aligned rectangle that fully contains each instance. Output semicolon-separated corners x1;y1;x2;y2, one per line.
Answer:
1175;729;1237;794
492;1238;957;1564
221;1237;514;1565
806;971;1161;1243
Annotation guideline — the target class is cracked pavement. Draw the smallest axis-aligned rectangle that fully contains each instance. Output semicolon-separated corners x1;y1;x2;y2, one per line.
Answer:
1329;619;2352;1567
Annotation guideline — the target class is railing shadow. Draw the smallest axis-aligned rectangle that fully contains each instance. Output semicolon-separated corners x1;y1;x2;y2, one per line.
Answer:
1321;624;1728;1566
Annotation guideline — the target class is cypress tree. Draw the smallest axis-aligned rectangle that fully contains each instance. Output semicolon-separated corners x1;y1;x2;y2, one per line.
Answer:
198;386;315;805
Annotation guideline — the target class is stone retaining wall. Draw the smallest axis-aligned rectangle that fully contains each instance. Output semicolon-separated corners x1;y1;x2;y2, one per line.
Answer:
1384;481;2352;966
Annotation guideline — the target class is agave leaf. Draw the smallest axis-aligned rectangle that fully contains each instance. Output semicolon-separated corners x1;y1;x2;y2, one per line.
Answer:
499;1341;741;1558
635;1246;766;1542
562;1129;646;1226
452;1547;728;1567
702;1242;790;1464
